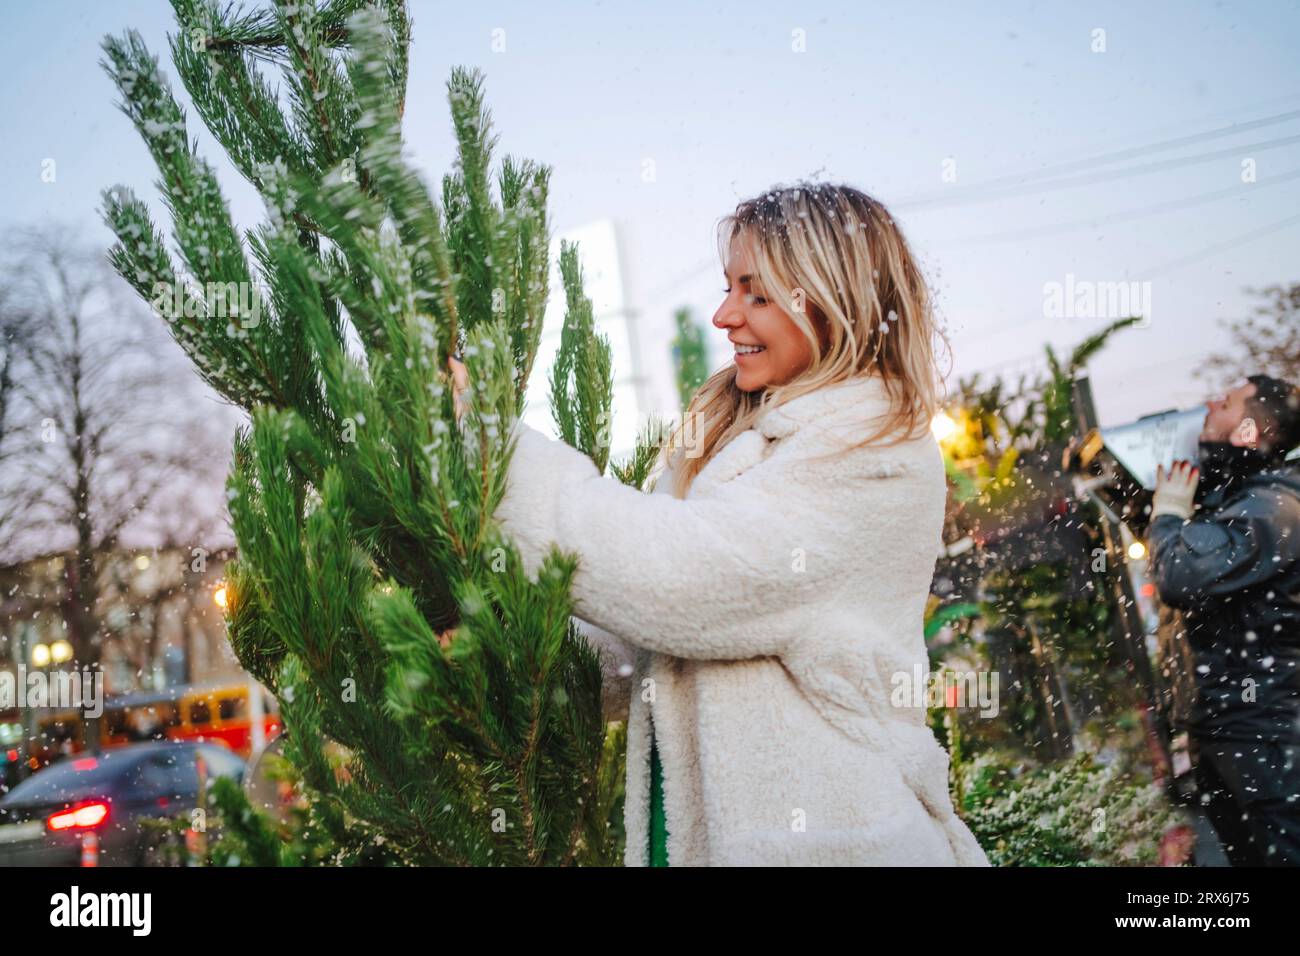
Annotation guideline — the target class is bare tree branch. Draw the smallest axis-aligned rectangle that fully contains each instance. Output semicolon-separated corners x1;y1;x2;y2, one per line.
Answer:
0;225;237;674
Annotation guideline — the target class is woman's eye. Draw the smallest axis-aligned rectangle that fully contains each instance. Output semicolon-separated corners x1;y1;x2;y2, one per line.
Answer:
722;287;768;306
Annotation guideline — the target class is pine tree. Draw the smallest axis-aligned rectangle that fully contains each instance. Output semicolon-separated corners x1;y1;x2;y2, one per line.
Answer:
670;305;709;413
99;0;653;865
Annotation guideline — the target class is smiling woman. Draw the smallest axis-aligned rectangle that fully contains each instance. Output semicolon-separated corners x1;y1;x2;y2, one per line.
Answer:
484;182;987;867
664;182;949;500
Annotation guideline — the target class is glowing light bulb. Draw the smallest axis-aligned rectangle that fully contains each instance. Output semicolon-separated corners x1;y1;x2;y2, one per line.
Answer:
931;411;958;444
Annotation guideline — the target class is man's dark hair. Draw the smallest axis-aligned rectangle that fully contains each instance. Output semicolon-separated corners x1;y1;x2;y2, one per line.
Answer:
1246;373;1300;459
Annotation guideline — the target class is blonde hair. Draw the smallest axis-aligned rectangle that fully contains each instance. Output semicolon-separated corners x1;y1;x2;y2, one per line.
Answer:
661;182;951;499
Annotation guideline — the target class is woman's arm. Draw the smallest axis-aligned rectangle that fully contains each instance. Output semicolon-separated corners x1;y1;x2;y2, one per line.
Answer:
494;420;859;661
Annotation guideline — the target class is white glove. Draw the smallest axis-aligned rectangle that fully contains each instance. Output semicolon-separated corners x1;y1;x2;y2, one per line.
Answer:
1152;459;1199;520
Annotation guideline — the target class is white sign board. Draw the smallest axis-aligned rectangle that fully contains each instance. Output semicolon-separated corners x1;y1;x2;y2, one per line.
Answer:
1100;407;1205;490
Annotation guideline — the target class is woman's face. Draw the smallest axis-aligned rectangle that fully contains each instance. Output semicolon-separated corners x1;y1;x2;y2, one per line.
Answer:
712;237;822;392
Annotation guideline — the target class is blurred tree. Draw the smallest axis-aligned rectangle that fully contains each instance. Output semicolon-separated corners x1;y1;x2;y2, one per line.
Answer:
669;305;709;412
0;228;228;717
1198;282;1299;386
0;283;37;544
928;317;1196;863
934;317;1148;760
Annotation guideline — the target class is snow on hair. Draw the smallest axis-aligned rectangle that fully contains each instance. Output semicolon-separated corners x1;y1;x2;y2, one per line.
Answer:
661;182;952;499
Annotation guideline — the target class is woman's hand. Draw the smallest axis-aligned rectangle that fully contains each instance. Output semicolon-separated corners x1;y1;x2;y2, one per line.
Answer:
447;353;469;423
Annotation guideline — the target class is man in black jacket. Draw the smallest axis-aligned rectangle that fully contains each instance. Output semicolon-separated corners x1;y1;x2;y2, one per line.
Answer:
1148;374;1300;865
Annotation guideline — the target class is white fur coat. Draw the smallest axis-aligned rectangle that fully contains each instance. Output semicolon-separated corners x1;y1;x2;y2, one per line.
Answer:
492;374;990;867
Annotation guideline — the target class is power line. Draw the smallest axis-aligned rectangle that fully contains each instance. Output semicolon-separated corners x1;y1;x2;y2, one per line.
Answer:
660;202;1300;336
896;108;1300;207
948;208;1300;353
652;138;1300;296
929;167;1300;246
650;102;1300;302
1034;92;1300;160
895;132;1300;211
1143;210;1300;278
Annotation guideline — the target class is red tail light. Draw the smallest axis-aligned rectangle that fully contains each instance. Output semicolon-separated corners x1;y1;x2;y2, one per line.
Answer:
47;800;110;832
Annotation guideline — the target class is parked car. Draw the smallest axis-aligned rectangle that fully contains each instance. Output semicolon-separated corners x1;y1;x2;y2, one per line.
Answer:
0;740;245;866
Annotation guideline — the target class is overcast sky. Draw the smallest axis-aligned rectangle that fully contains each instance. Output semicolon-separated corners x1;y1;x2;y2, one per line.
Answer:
4;0;1299;430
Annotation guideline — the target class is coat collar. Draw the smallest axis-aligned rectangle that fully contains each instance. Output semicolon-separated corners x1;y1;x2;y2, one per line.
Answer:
754;374;893;441
663;375;897;499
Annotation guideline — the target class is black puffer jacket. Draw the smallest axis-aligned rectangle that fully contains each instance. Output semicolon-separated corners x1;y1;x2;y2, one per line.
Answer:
1148;442;1300;743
